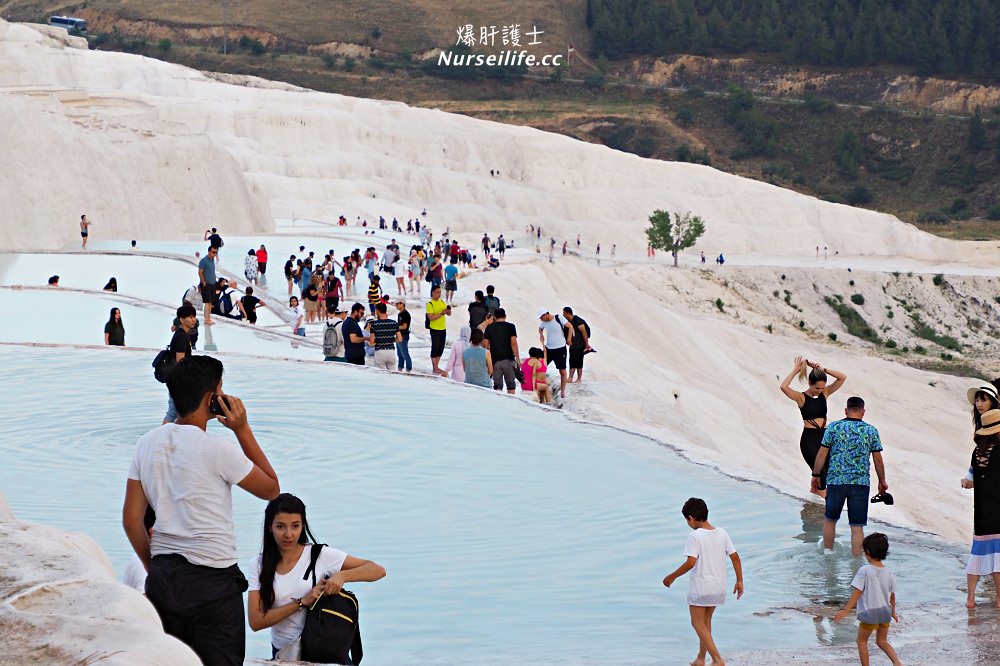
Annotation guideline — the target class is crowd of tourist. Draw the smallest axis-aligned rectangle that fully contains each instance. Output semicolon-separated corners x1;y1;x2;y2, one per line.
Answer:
97;221;998;666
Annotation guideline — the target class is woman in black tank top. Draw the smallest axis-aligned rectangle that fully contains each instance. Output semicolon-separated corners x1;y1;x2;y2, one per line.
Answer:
780;356;847;497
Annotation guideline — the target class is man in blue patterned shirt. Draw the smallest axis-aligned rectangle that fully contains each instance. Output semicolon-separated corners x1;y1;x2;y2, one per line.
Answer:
811;396;889;556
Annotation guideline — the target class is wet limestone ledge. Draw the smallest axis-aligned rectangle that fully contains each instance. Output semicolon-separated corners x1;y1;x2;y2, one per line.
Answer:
0;492;199;665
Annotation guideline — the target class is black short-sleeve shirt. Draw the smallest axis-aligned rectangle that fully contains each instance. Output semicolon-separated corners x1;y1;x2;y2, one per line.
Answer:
169;328;192;360
484;321;517;362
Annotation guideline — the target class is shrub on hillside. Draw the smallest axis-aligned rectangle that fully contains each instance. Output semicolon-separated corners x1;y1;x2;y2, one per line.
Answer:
918;210;949;225
991;204;1000;221
850;293;864;305
804;94;835;113
845;185;874;206
824;297;881;343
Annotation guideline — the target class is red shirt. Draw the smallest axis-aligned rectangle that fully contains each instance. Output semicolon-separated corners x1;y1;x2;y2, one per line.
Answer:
256;248;268;263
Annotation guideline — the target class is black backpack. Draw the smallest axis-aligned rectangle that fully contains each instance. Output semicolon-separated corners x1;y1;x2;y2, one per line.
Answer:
152;347;174;383
300;544;363;665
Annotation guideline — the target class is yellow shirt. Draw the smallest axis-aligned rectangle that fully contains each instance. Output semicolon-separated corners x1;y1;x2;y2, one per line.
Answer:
426;298;448;331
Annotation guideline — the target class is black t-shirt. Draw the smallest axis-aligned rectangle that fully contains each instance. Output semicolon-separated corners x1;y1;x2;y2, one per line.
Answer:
305;285;319;302
468;301;487;330
342;317;365;361
169;328;192;360
209;233;223;249
567;315;588;349
284;260;294;278
396;309;412;341
241;295;260;322
104;321;125;346
484;321;517;362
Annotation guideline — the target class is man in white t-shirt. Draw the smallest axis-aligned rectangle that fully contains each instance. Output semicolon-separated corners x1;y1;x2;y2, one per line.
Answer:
537;308;572;399
123;355;280;666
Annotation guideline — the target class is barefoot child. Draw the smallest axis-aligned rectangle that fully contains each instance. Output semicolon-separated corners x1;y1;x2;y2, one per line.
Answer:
526;347;551;405
834;533;902;666
663;498;743;666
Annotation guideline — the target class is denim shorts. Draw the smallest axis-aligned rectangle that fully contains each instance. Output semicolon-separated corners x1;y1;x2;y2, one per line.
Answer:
824;484;869;526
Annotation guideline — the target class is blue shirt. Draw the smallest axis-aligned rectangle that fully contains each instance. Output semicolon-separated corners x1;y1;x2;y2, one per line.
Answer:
821;418;883;486
198;255;216;285
445;264;458;281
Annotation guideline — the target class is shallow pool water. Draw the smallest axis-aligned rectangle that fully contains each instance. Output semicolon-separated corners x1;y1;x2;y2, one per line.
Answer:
0;346;991;664
0;289;320;360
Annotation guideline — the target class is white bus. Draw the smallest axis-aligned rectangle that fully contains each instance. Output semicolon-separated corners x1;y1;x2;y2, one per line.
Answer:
48;16;88;33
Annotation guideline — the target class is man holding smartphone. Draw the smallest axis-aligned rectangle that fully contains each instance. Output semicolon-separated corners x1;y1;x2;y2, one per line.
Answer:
426;285;451;376
124;356;280;665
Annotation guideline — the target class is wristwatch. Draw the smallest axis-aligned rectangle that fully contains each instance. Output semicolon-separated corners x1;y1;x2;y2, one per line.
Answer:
294;597;305;608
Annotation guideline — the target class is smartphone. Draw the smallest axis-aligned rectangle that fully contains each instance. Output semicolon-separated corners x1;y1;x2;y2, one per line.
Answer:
209;394;227;416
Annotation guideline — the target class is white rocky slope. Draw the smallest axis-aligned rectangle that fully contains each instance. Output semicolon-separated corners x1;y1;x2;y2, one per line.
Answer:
0;21;272;250
0;492;199;664
4;18;1000;265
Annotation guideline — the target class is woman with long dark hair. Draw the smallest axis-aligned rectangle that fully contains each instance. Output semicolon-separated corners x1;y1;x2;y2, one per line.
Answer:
968;384;1000;431
104;307;124;346
247;493;385;659
962;409;1000;608
780;356;847;497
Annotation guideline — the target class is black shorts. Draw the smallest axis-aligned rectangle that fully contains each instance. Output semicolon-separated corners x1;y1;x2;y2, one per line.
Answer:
546;346;567;370
430;329;447;357
200;284;215;303
257;262;266;274
325;296;339;314
445;279;458;291
569;347;585;369
81;231;88;238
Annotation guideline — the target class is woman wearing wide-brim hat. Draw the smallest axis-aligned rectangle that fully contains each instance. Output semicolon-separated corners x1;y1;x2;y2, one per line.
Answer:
967;384;1000;431
962;408;1000;608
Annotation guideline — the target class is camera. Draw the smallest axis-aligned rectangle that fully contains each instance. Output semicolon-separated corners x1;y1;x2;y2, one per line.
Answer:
209;394;228;416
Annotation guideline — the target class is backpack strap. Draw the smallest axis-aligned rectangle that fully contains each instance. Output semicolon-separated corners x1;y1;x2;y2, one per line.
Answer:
302;543;325;586
351;619;363;665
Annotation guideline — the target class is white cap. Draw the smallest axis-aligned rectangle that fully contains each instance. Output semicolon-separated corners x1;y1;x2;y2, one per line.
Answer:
536;307;549;319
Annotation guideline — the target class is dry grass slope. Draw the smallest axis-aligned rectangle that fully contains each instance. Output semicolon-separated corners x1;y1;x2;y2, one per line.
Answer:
3;0;589;51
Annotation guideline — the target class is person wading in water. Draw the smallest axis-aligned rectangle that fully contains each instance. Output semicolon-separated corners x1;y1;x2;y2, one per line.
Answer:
780;356;847;498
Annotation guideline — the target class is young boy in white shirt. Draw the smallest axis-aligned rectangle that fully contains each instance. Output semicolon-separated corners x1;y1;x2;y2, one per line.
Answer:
834;533;902;666
662;497;744;666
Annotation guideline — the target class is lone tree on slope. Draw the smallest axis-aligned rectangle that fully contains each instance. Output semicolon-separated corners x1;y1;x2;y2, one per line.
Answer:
645;210;706;267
